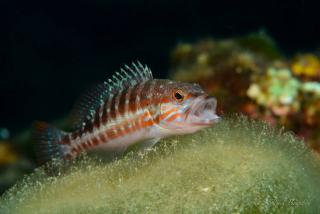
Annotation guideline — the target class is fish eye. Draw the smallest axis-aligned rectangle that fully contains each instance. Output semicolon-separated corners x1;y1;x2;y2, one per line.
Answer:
173;89;185;102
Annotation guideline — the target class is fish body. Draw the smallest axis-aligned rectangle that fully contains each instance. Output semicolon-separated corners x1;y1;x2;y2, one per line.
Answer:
33;62;219;164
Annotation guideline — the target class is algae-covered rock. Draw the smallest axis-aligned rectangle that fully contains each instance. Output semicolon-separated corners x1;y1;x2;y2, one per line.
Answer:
1;116;320;213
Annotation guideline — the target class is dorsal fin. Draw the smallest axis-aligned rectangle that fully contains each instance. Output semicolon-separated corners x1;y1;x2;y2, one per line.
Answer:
69;61;153;130
106;61;153;91
69;83;109;130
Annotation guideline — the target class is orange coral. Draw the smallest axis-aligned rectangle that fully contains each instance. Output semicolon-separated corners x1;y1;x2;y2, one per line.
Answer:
291;54;320;79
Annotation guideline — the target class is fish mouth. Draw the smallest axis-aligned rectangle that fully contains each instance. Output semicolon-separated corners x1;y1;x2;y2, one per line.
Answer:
186;96;220;126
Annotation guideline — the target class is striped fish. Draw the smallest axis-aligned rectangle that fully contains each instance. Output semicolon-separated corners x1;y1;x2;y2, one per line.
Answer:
33;62;219;165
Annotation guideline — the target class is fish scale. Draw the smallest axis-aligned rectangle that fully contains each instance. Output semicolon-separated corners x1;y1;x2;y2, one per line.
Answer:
33;61;219;165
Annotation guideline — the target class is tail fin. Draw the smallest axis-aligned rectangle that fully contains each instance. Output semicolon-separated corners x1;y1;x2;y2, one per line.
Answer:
32;121;69;165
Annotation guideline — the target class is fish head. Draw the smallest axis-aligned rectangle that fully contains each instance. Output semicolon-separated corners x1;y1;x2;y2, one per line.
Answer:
157;81;220;135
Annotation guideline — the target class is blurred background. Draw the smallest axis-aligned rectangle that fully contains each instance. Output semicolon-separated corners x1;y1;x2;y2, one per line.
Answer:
0;0;319;194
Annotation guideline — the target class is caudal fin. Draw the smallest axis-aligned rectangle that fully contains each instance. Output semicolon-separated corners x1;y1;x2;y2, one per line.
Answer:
32;121;69;165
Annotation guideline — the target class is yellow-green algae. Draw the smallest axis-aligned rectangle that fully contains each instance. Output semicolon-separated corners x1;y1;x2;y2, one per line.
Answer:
1;116;320;213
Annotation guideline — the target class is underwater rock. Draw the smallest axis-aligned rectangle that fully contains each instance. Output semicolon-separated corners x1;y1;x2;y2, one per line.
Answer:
291;54;320;80
170;33;280;117
170;33;320;154
1;116;320;213
247;67;301;116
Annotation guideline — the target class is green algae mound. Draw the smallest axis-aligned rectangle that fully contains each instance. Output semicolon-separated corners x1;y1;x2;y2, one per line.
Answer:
1;116;320;213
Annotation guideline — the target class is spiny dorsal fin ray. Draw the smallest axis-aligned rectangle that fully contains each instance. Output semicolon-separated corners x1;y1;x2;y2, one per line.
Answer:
107;61;153;90
69;61;153;130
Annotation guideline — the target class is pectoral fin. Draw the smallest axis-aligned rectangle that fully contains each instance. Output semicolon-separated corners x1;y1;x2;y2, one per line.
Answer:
138;138;161;151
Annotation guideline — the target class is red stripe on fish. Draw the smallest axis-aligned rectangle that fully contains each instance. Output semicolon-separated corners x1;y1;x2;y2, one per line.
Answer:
117;89;128;116
99;133;107;143
91;137;99;146
166;113;182;122
100;111;150;141
110;91;118;120
101;98;109;124
128;84;139;113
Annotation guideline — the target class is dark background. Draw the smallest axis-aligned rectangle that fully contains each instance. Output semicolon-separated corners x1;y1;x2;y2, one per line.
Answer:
0;0;319;135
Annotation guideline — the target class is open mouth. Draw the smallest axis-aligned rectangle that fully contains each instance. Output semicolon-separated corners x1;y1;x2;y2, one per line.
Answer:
187;96;220;126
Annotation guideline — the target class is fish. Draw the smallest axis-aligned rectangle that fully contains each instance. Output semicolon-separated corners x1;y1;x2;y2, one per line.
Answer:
33;62;220;165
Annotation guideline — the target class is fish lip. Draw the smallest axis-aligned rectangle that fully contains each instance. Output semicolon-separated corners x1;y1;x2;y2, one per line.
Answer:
190;115;220;127
191;114;220;126
186;95;220;126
